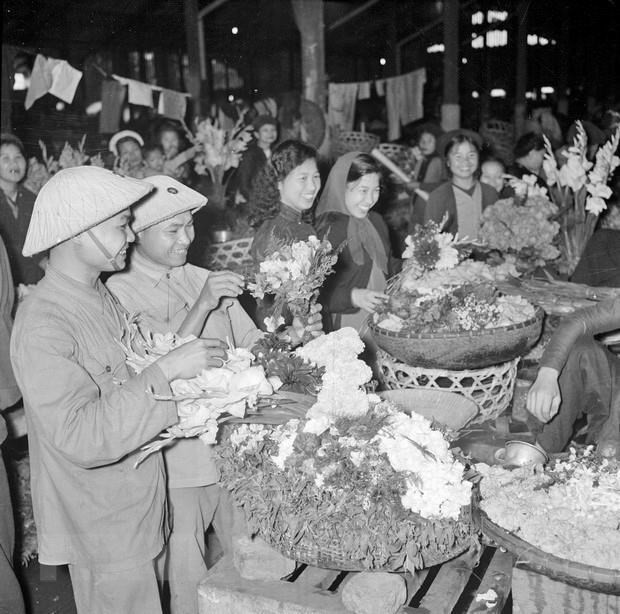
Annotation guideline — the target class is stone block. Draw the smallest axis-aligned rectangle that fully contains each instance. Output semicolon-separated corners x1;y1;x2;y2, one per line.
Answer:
341;571;406;614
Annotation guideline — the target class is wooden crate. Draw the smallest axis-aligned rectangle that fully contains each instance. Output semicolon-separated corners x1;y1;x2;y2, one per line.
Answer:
198;546;514;614
512;567;620;614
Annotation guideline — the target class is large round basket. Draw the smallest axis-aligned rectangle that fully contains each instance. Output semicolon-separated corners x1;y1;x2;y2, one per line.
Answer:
331;131;380;157
477;508;620;595
369;307;544;369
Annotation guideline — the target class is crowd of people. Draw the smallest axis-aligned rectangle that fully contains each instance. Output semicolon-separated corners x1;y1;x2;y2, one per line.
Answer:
0;104;619;613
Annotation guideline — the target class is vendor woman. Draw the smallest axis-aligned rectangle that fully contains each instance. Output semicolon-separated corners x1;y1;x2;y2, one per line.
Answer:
527;298;620;458
424;130;498;238
249;139;320;262
10;167;226;614
315;152;394;370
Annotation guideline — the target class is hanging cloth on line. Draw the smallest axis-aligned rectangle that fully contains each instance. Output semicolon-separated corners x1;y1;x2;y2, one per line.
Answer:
25;54;83;110
327;82;359;132
385;68;426;140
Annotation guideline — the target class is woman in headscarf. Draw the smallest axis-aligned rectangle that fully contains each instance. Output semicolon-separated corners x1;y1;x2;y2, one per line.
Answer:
315;152;394;367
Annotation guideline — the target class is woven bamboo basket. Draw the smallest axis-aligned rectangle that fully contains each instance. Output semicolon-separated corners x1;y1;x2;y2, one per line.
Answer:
331;131;380;158
478;509;620;595
207;237;254;272
369;307;544;370
259;506;473;572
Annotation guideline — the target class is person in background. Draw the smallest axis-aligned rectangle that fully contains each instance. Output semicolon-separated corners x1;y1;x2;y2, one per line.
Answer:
509;132;548;190
425;131;499;238
0;133;44;285
0;235;25;614
249;139;319;262
109;130;151;179
143;144;166;175
480;156;508;196
234;115;279;203
527;298;620;459
315;152;394;371
11;167;225;614
408;123;446;230
157;123;196;183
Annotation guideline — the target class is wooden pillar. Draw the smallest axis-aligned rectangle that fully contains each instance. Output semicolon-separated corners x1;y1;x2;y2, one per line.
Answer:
183;0;204;117
441;0;460;130
556;2;570;116
514;0;528;137
291;0;326;109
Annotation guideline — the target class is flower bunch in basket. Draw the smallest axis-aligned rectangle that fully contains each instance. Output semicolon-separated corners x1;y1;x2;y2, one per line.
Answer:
542;121;620;274
118;317;283;466
478;192;561;274
217;328;474;572
191;116;253;206
247;235;340;342
24;135;104;194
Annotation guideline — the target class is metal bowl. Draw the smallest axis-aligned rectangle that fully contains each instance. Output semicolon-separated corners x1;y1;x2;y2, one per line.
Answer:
494;440;549;467
210;229;233;243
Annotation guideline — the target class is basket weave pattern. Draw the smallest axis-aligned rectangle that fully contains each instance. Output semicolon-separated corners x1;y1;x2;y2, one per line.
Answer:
478;509;620;595
377;351;519;423
207;237;254;271
331;131;380;157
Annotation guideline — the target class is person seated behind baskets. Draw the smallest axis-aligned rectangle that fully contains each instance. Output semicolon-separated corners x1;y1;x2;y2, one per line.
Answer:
10;167;225;614
424;130;499;239
527;298;620;458
315;152;397;373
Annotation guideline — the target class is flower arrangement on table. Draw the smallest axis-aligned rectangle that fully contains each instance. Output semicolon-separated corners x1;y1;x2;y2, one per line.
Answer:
191;116;253;208
478;181;561;274
542;121;620;275
247;235;340;343
217;327;475;572
478;446;620;571
374;220;534;335
119;318;285;466
24;135;105;194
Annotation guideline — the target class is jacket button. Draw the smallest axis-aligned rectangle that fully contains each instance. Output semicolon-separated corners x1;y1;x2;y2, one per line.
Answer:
105;366;112;372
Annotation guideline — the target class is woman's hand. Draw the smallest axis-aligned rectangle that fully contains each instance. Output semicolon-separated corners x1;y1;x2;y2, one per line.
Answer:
156;338;227;380
283;303;323;347
351;288;388;313
526;367;561;423
198;271;245;311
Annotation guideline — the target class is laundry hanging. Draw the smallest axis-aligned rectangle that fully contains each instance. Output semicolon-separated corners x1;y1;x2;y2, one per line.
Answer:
327;82;359;132
99;79;127;134
385;68;426;140
113;75;153;107
157;88;188;121
25;54;83;110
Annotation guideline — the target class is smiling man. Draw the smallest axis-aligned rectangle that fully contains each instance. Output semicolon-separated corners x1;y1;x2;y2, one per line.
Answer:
10;167;226;614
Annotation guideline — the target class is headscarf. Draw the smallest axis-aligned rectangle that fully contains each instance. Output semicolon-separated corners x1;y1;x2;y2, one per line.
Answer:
316;152;387;273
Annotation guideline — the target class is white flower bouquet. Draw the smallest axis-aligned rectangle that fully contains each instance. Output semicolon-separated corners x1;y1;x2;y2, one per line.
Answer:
247;235;340;342
118;320;281;466
543;121;620;274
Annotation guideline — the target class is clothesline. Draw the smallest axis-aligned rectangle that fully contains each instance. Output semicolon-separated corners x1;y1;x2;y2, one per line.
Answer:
328;67;426;141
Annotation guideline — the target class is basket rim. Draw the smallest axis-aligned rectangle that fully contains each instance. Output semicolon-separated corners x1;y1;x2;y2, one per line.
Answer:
370;306;544;340
478;509;620;594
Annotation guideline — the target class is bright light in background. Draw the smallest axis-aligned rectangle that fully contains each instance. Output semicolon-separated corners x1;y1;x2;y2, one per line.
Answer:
486;30;507;48
471;35;484;49
527;34;538;46
472;91;480;99
379;57;386;66
231;26;238;35
490;88;506;98
487;10;507;23
471;11;483;25
228;94;234;102
426;43;445;53
13;73;29;90
541;86;555;94
123;107;131;123
55;102;65;111
526;91;537;99
539;37;549;46
143;51;154;61
462;57;468;64
86;101;102;116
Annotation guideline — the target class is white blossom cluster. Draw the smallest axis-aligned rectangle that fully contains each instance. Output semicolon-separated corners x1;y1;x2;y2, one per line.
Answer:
295;328;372;430
377;410;472;520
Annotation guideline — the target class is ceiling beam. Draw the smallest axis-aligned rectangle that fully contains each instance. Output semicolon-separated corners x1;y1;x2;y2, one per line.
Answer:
198;0;231;19
327;0;383;31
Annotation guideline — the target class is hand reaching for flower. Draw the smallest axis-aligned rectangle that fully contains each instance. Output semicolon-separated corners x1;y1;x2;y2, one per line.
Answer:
351;288;388;313
198;271;245;310
284;302;324;347
527;366;561;423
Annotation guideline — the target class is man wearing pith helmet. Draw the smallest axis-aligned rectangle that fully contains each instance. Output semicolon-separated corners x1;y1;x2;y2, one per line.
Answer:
10;166;227;614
